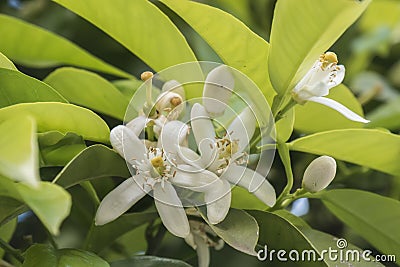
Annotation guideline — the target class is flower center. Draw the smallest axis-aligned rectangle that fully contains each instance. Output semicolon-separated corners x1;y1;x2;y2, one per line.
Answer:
211;134;247;174
134;147;176;188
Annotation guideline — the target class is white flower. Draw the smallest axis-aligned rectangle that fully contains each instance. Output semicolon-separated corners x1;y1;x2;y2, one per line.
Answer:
96;122;230;236
302;155;337;193
181;103;276;210
292;52;369;123
184;220;224;267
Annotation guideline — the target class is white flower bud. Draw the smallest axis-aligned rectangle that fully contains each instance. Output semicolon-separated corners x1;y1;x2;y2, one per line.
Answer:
302;156;337;193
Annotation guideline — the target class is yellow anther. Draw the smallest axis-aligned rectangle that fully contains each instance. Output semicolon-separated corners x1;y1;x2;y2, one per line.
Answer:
319;52;338;70
170;96;182;107
141;71;154;81
151;156;164;168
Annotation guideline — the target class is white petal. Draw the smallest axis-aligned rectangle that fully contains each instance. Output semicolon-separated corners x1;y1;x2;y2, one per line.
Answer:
153;182;190;238
227;107;256;152
177;146;205;168
198;138;218;169
221;165;276;207
191;103;215;147
95;176;149;225
203;65;234;116
194;234;210;267
171;165;220;192
159;120;189;156
293;60;319;93
204;179;231;224
110;125;147;164
326;65;345;91
308;97;370;123
184;232;197;250
126;116;147;136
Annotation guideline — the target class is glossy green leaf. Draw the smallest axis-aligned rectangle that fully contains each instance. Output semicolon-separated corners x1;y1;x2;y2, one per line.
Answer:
0;197;25;225
0;68;66;108
366;97;400;130
111;256;191;267
45;68;129;120
22;244;109;267
113;79;143;100
318;189;400;263
0;176;71;235
268;0;371;95
0;218;17;259
38;132;86;167
231;186;266;210
0;102;110;143
203;209;259;256
359;0;400;32
85;212;157;253
302;229;385;267
248;210;326;266
0;117;39;186
53;0;197;73
161;0;275;103
54;145;130;189
289;129;400;176
272;210;311;229
0;14;130;78
294;85;365;133
0;52;17;70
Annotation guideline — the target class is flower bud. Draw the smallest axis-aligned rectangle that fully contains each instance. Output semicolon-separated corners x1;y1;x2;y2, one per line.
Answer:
301;156;336;193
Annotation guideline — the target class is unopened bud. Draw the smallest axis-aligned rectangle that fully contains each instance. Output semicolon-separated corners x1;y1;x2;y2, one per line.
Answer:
302;156;336;193
141;71;153;81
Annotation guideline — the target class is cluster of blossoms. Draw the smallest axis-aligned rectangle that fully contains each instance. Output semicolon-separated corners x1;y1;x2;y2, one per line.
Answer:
95;65;276;266
95;52;364;266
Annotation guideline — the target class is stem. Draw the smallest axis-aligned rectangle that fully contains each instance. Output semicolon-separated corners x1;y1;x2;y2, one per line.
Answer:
275;99;297;123
269;143;294;211
0;239;24;263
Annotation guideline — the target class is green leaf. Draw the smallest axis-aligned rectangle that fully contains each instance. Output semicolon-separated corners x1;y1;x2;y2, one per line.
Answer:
289;129;400;176
272;210;311;229
0;68;66;108
22;244;109;267
268;0;371;95
202;208;259;256
0;197;25;225
248;210;326;267
0;218;17;259
0;52;17;70
231;186;266;210
85;212;157;253
0;117;39;186
45;68;129;120
111;256;191;267
0;176;71;235
366;97;400;130
0;14;130;78
0;102;110;143
301;229;385;267
38;132;86;167
53;0;197;74
53;145;130;189
160;0;275;104
113;79;143;100
294;85;365;133
318;189;400;263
